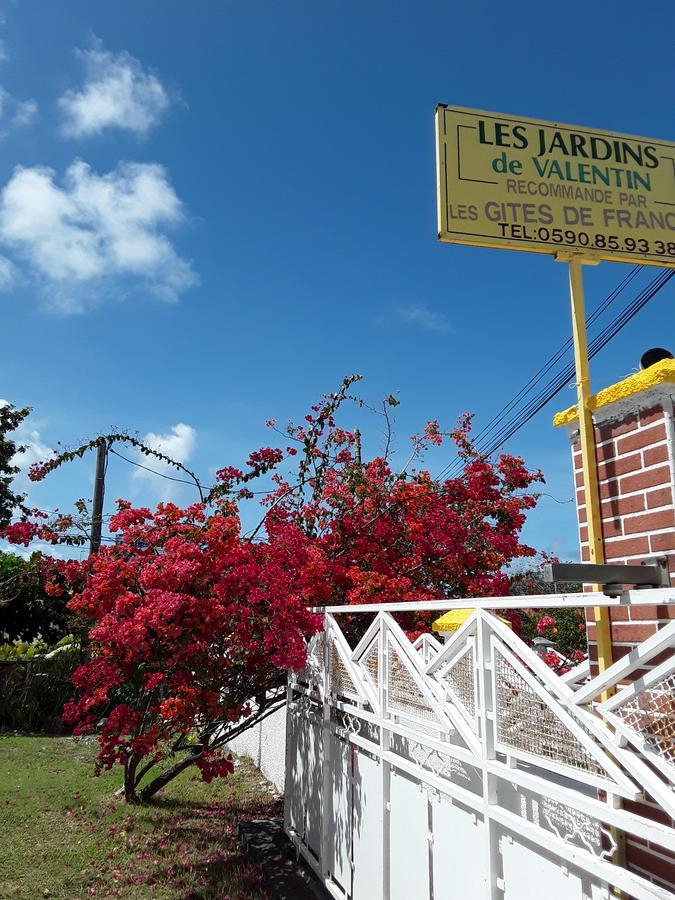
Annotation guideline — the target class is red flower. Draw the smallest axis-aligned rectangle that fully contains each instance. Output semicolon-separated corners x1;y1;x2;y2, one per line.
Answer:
2;521;38;546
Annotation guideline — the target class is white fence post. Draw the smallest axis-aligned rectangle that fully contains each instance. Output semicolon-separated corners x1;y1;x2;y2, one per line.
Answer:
320;612;331;881
380;615;390;900
477;611;502;900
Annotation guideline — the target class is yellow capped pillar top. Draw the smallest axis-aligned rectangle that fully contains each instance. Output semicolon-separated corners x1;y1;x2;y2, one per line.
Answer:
553;358;675;428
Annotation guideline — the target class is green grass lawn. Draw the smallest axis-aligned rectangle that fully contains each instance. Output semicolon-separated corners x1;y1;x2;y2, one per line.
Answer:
0;735;281;899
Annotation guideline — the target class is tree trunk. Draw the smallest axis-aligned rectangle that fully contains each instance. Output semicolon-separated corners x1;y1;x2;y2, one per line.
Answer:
137;753;201;803
123;753;141;803
122;699;286;803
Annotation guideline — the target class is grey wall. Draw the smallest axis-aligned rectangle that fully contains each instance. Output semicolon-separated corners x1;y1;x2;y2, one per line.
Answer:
228;703;287;792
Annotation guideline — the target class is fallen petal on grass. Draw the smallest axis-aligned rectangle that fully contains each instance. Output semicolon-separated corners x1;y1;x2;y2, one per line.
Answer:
0;735;278;899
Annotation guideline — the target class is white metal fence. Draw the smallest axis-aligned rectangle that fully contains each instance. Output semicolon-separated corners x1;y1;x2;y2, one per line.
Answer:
284;589;675;899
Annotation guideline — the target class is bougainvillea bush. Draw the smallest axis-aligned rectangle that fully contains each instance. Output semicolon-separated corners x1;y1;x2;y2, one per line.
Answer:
2;376;544;802
508;559;588;672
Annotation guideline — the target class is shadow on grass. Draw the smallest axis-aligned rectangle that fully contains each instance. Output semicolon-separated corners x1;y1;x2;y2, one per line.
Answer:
88;794;283;899
1;736;282;899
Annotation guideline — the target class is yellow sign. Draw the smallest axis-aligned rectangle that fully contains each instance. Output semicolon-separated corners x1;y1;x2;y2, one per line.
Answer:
435;105;675;267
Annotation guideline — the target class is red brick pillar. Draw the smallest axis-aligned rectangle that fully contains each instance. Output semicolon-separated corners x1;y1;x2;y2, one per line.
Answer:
555;358;675;892
576;404;675;668
555;360;675;669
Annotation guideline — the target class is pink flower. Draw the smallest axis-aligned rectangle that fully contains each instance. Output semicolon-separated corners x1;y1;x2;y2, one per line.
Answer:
28;461;48;482
536;615;557;634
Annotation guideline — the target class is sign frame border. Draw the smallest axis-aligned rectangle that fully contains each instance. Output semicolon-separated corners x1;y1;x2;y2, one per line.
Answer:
435;104;675;270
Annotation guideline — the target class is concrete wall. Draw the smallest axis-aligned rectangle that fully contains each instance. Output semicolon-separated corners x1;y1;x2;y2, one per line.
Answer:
228;704;287;792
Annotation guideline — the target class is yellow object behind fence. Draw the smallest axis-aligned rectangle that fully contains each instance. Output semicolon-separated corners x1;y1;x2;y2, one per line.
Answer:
432;609;513;633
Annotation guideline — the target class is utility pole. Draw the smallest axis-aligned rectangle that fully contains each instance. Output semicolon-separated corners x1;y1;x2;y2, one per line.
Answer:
354;428;362;466
89;439;107;555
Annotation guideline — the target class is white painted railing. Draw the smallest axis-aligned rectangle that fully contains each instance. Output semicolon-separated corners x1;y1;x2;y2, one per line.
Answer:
284;590;675;900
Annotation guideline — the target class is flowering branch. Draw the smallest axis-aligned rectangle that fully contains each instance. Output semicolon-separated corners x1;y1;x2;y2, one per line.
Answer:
1;376;544;803
28;432;206;503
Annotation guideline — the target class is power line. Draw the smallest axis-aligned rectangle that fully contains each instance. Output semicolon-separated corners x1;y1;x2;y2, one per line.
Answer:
109;447;209;490
101;268;672;556
537;492;575;505
439;267;673;480
328;269;671;558
109;448;279;498
465;268;673;468
436;265;642;480
449;264;643;464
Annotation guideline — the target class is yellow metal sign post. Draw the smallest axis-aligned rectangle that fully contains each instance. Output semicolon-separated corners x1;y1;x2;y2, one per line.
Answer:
565;255;613;678
565;254;626;873
435;105;675;682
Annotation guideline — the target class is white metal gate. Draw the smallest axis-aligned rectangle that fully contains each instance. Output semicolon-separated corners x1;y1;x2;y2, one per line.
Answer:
285;590;675;899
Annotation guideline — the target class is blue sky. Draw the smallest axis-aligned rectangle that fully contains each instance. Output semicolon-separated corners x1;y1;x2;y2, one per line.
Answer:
1;0;673;562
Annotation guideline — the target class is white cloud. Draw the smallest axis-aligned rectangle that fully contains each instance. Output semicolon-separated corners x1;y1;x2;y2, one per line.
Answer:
396;304;451;334
0;36;38;131
59;44;170;137
12;423;51;474
0;540;65;561
133;423;197;501
12;98;37;128
0;399;51;500
0;254;15;288
0;84;39;133
0;159;197;312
